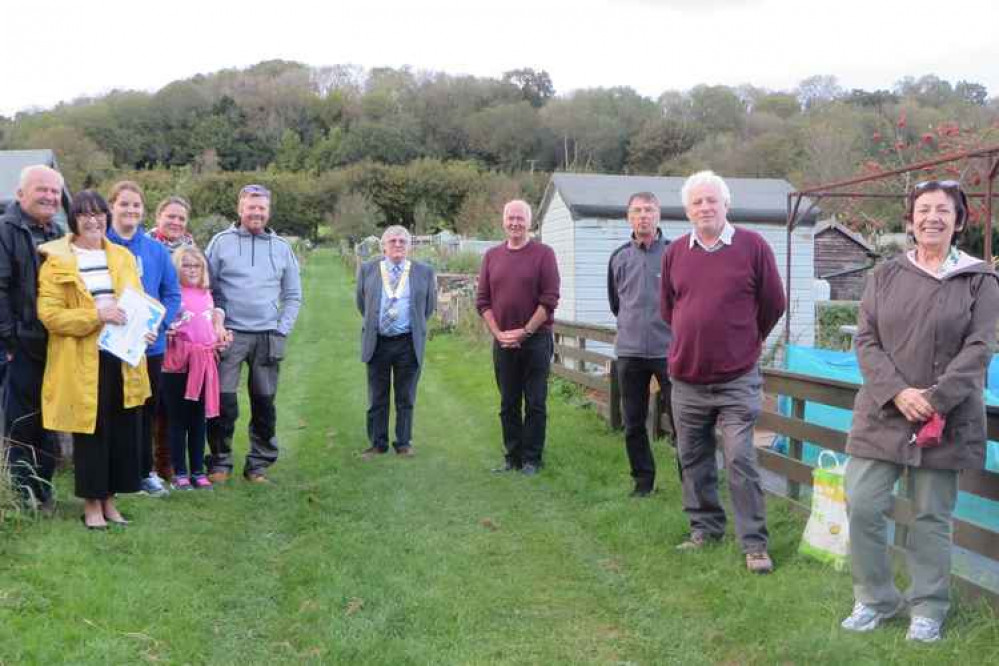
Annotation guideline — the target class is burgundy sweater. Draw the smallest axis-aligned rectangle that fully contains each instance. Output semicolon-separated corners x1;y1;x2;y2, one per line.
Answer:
660;228;785;384
476;240;560;331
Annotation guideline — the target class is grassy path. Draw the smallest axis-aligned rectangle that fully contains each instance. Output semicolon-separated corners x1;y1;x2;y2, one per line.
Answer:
1;250;996;665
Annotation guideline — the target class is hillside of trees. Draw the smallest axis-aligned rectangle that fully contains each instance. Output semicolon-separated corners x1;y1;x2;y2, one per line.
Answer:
3;60;997;241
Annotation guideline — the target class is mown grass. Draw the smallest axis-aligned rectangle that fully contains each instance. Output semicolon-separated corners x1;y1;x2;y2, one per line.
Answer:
1;250;996;665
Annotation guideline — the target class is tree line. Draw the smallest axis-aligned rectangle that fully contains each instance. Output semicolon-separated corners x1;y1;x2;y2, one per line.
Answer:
2;61;997;241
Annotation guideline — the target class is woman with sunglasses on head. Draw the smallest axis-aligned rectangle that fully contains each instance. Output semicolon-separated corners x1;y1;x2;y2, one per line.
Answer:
107;182;182;497
36;191;154;529
840;180;999;642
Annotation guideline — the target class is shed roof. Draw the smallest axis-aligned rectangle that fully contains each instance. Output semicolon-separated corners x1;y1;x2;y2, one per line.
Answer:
814;218;876;254
539;172;819;225
0;149;59;202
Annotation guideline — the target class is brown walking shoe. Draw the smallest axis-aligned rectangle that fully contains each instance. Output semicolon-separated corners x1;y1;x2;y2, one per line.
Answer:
361;447;388;461
746;551;774;574
207;471;230;484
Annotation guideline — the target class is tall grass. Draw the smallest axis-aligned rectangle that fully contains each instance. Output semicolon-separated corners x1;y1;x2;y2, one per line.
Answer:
0;444;23;523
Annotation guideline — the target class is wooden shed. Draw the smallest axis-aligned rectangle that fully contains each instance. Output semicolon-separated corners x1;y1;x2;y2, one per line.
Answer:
537;173;820;349
813;219;878;301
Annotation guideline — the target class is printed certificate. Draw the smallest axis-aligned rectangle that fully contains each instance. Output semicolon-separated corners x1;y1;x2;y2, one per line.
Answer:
97;287;166;367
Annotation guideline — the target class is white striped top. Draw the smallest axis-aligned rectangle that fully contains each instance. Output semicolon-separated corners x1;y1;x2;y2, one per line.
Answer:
72;246;115;308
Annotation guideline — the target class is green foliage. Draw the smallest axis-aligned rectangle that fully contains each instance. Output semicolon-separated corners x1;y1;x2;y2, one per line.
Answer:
0;452;23;524
329;191;383;242
9;60;999;228
188;214;232;249
409;246;483;275
816;301;860;350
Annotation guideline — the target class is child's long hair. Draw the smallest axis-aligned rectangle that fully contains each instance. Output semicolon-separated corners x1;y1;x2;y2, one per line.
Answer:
173;246;211;289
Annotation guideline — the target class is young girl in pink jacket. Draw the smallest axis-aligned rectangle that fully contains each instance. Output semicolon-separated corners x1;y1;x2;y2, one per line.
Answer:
162;247;230;489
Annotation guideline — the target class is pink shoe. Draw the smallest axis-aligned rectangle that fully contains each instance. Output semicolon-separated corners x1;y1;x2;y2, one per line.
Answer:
192;475;213;490
172;476;192;491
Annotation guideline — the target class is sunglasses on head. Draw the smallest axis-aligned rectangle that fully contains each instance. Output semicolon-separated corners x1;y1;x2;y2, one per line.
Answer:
239;184;271;198
914;179;961;191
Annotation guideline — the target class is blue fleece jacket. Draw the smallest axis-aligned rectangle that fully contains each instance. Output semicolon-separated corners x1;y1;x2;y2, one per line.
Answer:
106;225;182;356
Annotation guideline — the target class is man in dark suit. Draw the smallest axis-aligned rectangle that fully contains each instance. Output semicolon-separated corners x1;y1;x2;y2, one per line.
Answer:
356;225;437;458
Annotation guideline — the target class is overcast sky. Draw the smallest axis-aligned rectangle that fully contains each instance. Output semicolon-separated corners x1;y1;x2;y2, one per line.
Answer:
4;0;998;117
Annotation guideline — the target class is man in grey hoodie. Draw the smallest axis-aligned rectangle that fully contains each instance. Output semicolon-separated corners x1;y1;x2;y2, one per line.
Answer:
205;185;302;484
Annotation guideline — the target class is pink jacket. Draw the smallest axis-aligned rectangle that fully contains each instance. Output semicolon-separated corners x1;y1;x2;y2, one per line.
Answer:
163;287;220;417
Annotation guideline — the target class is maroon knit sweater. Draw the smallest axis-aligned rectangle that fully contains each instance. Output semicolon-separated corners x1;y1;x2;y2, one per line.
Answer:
660;228;785;384
476;240;560;331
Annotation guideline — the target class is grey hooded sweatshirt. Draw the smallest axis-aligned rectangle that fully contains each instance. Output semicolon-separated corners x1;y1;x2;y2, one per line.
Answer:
205;224;302;336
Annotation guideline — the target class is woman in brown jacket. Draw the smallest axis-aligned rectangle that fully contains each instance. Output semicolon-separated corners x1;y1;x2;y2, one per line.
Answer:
840;181;999;642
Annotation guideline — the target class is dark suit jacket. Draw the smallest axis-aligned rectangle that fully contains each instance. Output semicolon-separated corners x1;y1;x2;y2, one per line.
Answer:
356;258;437;365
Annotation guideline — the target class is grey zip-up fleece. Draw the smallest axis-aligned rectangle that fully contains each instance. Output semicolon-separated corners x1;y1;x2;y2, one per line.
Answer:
205;224;302;335
607;230;672;358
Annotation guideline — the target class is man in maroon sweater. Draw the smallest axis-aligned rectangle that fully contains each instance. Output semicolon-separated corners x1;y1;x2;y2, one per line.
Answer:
476;200;560;476
660;170;786;574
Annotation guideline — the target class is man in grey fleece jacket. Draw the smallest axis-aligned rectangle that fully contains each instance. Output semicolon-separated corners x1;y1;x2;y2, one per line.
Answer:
205;184;302;483
607;191;674;497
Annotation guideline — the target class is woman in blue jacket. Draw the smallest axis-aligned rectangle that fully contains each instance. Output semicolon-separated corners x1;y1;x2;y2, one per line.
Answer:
107;181;181;497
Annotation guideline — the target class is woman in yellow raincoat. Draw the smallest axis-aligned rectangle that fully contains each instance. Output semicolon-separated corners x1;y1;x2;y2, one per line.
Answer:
37;190;151;529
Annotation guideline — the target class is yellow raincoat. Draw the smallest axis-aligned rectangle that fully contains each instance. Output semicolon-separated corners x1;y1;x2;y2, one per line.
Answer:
37;236;151;434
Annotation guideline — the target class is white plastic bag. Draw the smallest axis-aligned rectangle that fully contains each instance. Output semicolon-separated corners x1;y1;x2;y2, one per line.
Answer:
799;451;850;571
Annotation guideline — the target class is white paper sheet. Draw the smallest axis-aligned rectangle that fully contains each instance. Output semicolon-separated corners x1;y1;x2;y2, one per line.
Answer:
97;287;166;367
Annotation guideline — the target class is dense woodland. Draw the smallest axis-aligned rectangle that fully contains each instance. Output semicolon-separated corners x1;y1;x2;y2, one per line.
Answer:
3;60;998;243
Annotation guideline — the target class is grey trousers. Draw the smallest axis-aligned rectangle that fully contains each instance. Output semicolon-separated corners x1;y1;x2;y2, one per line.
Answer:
845;457;958;622
206;331;283;475
671;367;769;553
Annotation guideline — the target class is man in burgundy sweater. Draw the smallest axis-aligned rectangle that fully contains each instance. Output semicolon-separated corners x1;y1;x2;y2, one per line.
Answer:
476;200;560;476
660;170;786;574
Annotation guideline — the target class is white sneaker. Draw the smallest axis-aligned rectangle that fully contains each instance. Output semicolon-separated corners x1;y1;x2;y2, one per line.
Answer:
140;473;170;497
840;601;903;632
906;616;942;643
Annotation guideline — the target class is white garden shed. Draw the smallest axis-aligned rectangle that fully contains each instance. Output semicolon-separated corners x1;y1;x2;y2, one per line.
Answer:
537;173;820;350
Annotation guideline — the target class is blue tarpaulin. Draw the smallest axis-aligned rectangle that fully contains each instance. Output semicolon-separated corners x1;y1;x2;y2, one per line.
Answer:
777;345;999;530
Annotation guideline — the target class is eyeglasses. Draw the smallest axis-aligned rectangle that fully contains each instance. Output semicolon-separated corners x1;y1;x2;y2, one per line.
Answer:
239;184;271;199
77;213;107;223
628;205;659;215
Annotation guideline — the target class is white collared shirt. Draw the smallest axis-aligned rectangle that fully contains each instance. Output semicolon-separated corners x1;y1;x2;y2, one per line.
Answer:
689;221;735;252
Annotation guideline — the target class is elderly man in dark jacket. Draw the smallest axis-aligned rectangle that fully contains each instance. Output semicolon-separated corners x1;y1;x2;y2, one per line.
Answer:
0;165;65;511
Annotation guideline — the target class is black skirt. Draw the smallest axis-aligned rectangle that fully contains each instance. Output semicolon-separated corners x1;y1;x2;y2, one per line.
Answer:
73;352;142;499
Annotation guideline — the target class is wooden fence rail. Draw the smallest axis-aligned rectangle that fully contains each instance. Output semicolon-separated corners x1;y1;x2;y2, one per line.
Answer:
551;320;999;610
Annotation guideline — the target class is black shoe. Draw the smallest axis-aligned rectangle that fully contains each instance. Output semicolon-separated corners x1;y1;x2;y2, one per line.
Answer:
521;463;539;477
80;515;107;531
491;461;518;473
630;486;654;498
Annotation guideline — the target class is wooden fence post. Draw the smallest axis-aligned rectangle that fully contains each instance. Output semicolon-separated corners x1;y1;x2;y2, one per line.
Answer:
787;397;806;501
